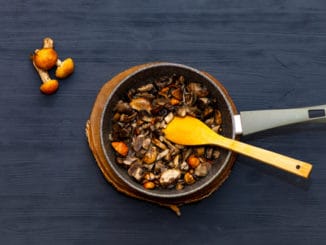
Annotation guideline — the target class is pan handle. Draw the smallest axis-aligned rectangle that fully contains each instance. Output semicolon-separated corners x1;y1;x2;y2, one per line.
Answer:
235;104;326;136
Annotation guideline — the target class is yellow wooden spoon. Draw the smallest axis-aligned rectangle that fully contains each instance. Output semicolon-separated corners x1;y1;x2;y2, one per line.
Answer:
163;116;312;178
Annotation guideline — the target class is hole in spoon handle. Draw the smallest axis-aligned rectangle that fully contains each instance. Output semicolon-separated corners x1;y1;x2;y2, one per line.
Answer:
308;109;325;119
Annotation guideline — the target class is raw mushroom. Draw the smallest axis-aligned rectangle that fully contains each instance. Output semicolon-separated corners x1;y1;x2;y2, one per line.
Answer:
32;61;59;95
32;37;58;70
55;58;74;79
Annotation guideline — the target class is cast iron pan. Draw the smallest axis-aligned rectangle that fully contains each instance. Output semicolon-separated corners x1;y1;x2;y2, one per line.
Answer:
100;63;239;201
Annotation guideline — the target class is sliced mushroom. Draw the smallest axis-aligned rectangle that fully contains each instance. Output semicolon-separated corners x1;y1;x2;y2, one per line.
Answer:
142;138;152;150
195;147;205;157
156;149;170;161
203;107;214;118
198;97;210;106
171;87;183;100
177;75;185;83
143;146;158;164
205;147;213;159
211;125;220;133
175;182;185;190
130;97;152;113
137;92;156;100
152;138;167;150
187;82;209;97
172;154;180;168
159;169;181;186
128;162;144;182
154;161;167;174
194;162;211;177
144;172;156;181
155;75;173;89
138;83;154;92
176;106;187;117
133;134;145;152
182;148;193;162
164;112;174;124
159;136;179;155
214;110;223;125
212;149;221;159
139;111;153;123
184;92;197;106
184;172;196;185
122;156;138;167
114;100;132;114
120;112;137;123
179;161;189;171
205;117;215;126
119;127;131;139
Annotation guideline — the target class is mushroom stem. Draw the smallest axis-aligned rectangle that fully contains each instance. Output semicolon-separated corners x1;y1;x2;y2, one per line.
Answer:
32;61;51;83
56;59;62;66
43;37;54;49
32;61;59;95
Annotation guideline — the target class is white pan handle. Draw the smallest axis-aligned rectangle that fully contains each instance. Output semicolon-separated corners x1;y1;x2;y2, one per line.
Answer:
234;105;326;136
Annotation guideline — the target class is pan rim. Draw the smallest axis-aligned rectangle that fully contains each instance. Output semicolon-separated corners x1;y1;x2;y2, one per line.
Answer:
100;62;238;199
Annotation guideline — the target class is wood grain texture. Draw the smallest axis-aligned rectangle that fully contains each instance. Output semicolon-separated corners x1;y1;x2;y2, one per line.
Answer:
1;0;326;244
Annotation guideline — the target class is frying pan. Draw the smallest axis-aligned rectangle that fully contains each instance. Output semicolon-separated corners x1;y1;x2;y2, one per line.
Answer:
95;62;325;206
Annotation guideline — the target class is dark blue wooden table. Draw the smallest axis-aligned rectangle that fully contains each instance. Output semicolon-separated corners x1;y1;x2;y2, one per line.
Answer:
1;1;326;244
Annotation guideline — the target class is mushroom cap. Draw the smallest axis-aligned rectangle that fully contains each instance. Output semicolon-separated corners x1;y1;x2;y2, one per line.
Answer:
55;58;74;79
33;48;58;70
40;79;59;95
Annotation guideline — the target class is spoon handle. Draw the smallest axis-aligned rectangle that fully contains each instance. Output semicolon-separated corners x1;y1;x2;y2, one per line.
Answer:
238;104;326;135
213;135;313;178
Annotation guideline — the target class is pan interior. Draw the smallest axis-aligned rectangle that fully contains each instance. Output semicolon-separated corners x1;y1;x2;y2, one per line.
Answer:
101;63;236;199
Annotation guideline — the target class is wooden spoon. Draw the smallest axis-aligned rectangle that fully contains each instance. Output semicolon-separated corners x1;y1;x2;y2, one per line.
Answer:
163;116;312;178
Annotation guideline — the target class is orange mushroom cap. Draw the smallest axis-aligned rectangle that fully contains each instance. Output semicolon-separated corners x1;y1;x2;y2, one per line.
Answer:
55;58;74;79
39;79;59;95
33;48;58;70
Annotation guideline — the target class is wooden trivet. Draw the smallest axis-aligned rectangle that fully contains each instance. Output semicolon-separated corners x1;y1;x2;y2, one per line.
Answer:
85;63;238;215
